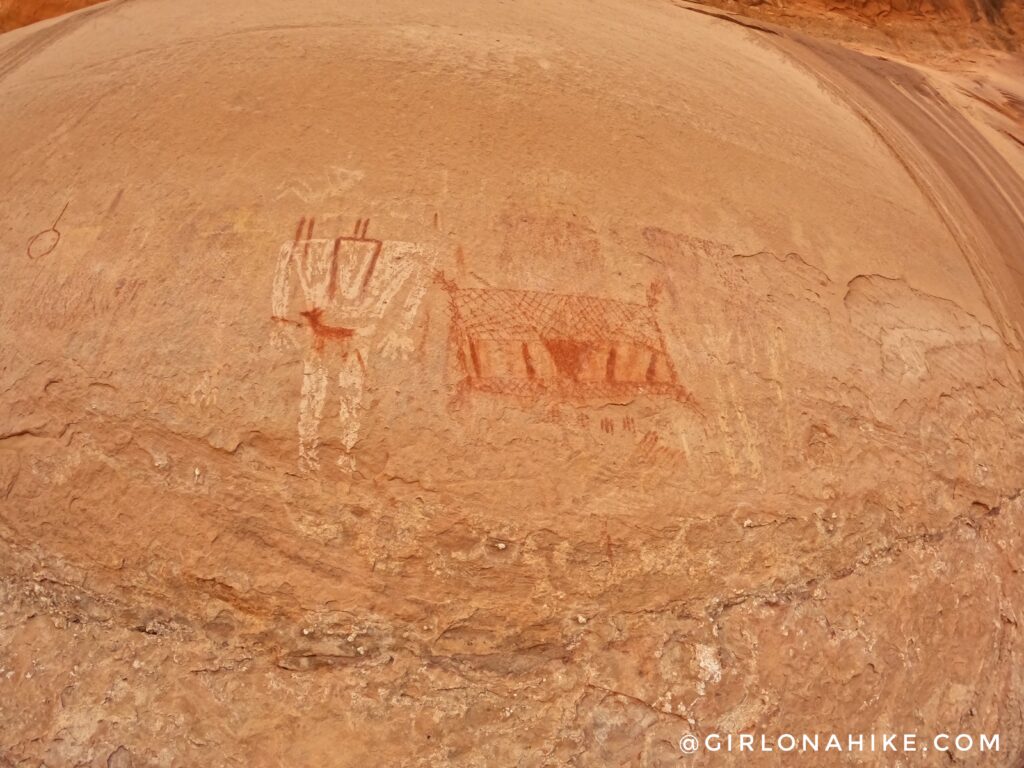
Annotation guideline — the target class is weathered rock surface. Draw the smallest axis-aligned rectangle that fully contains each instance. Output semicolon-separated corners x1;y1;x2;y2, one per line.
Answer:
0;0;106;33
727;0;1020;49
2;0;1024;766
2;0;1021;51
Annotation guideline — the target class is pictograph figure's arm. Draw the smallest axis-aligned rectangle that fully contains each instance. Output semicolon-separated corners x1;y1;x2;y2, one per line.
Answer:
372;243;434;359
395;260;430;333
272;242;294;320
361;242;418;320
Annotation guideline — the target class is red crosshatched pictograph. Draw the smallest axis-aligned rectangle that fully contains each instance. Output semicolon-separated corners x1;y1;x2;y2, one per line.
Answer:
442;279;691;401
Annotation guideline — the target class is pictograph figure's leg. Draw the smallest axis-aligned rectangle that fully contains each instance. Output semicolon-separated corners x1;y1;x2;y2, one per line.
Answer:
298;355;328;471
336;350;367;471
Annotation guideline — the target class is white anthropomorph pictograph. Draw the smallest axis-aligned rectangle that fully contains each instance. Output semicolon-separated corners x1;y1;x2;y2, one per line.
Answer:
272;216;433;472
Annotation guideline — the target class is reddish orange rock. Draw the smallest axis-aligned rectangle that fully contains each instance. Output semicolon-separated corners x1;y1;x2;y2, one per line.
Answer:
1;1;1024;766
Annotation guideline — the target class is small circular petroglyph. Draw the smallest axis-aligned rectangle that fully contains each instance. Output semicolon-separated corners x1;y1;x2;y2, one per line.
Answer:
27;228;60;259
27;202;69;260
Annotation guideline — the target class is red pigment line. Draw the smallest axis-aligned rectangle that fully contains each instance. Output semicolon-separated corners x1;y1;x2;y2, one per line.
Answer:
645;352;659;383
303;217;315;261
469;341;482;378
605;346;617;382
327;237;341;299
522;342;536;378
358;241;383;295
53;201;70;227
292;217;306;267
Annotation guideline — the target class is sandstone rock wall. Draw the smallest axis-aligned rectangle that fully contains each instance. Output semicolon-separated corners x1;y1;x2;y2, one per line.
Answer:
2;0;1024;766
1;0;1021;53
689;0;1023;51
0;0;105;33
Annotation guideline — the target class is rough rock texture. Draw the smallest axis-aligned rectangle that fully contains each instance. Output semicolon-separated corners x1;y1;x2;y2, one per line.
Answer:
684;0;1024;54
0;0;105;33
1;0;1021;51
2;0;1024;766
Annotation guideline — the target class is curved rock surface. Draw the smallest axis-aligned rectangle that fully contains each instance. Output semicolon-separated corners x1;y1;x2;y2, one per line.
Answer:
2;0;1021;50
0;0;104;33
2;0;1024;766
697;0;1023;52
